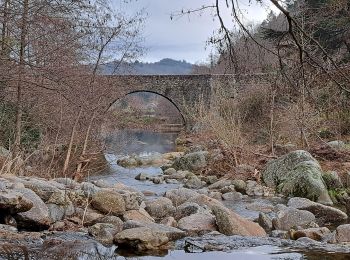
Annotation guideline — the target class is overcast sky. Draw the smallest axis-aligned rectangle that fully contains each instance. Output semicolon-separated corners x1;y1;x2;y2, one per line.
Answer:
117;0;278;64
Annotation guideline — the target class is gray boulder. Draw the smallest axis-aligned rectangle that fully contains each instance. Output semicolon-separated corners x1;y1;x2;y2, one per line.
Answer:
322;171;343;189
184;176;205;189
222;191;243;201
212;205;267;236
80;182;101;198
334;224;350;243
145;197;175;219
115;223;185;251
287;197;348;224
91;190;126;215
75;207;104;226
208;179;232;190
232;180;247;193
117;156;139;168
174;202;208;221
118;191;140;210
177;213;217;235
46;192;75;222
262;150;332;204
20;178;62;202
165;188;199;206
89;223;122;245
171;151;208;171
246;181;264;196
0;190;33;214
0;224;17;232
163;168;177;175
258;212;273;232
272;208;316;231
123;209;155;223
135;172;150;181
14;188;51;230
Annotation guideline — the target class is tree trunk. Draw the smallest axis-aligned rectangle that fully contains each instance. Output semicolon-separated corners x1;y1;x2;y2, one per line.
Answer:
63;107;82;175
1;0;10;56
74;110;97;180
270;87;276;155
13;0;29;159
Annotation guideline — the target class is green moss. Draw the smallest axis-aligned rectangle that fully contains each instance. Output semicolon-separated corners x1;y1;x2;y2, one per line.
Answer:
327;188;350;205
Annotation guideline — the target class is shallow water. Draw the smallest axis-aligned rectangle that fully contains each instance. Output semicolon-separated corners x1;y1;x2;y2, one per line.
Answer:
90;153;180;196
123;246;304;260
105;129;178;155
0;131;344;260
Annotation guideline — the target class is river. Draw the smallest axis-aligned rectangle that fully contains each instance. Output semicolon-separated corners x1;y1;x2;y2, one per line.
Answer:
89;129;350;260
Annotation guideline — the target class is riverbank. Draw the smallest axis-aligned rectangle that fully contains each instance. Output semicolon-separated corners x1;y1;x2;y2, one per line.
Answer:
1;144;350;259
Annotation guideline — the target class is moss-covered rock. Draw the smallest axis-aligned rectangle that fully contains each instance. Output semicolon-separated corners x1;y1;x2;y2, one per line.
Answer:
262;150;332;204
322;171;343;189
171;151;208;172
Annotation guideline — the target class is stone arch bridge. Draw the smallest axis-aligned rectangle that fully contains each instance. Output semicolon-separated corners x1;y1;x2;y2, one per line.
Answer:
101;74;271;125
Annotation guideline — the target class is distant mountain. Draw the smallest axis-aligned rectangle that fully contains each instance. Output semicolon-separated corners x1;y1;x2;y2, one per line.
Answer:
100;58;194;75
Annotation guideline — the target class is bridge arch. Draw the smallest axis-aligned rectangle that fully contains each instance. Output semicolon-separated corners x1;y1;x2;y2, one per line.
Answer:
107;90;186;126
123;90;186;125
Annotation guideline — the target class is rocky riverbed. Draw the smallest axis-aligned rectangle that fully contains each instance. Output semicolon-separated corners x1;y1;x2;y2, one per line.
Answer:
1;148;350;259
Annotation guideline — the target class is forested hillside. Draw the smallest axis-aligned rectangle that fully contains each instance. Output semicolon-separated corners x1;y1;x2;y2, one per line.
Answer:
101;58;194;75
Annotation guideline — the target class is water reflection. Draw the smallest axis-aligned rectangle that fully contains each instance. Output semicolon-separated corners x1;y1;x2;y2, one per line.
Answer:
105;129;178;155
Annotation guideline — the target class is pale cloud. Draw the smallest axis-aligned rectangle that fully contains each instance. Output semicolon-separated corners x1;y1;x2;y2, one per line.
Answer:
116;0;278;63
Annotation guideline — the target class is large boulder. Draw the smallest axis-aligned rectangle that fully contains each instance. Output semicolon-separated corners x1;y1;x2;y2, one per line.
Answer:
165;188;199;206
334;224;350;243
188;194;224;210
75;207;104;226
174;202;207;221
208;179;232;190
118;191;140;210
163;171;187;181
258;213;273;232
287;197;348;224
145;197;175;219
91;190;126;215
222;191;243;201
0;190;33;214
177;213;217;235
114;227;169;251
171;151;208;171
183;176;205;189
14;188;51;230
292;227;331;241
211;205;266;237
88;223;122;245
322;171;343;189
232;180;247;193
123;209;155;223
79;182;101;198
246;181;264;196
19;178;63;202
46;191;75;222
272;208;316;231
117;156;139;168
261;150;332;204
115;224;185;251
